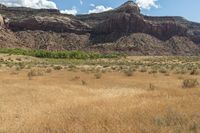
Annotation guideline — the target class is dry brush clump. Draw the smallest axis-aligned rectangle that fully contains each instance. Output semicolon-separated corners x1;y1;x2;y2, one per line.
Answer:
148;69;158;74
182;79;199;88
27;69;44;80
139;67;147;73
190;69;199;75
148;83;156;91
159;68;168;74
94;73;102;79
124;68;134;77
81;80;87;85
46;68;52;73
53;65;63;70
154;108;199;133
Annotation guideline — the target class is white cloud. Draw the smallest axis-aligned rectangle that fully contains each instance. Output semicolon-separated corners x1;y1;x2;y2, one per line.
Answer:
0;0;57;9
60;7;77;15
0;0;78;15
90;3;95;7
80;0;83;5
136;0;159;9
88;5;113;14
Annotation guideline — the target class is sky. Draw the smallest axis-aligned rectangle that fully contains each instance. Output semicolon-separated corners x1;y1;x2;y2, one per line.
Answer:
0;0;199;22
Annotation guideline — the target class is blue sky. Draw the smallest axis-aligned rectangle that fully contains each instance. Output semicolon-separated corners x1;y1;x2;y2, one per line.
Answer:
0;0;199;22
55;0;200;22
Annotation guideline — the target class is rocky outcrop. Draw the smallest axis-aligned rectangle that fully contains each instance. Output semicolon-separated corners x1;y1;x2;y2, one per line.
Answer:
9;16;91;34
0;15;4;27
0;4;6;9
165;36;200;55
0;29;24;48
15;31;90;50
0;1;200;55
90;33;200;55
93;5;188;41
116;1;140;14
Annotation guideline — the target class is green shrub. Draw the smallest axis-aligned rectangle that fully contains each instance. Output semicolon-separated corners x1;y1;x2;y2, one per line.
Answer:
18;63;26;69
0;48;122;59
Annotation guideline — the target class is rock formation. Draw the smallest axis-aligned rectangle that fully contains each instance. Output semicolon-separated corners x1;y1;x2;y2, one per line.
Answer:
0;15;4;27
0;0;200;55
9;16;91;34
116;1;140;14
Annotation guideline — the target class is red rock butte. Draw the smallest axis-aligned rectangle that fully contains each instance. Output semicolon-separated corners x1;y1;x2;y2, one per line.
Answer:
0;1;200;55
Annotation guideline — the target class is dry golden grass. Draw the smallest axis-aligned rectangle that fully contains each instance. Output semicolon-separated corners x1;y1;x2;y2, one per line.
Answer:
0;67;200;133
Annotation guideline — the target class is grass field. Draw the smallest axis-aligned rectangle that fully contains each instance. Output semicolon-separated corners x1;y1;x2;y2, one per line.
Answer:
0;54;200;133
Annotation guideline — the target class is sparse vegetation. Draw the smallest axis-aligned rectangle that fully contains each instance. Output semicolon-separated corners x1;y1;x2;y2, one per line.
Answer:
27;69;44;80
81;80;87;85
159;68;168;74
149;83;156;91
0;48;122;59
53;65;62;70
46;68;52;73
124;68;134;76
190;69;199;75
0;55;200;133
94;73;102;79
182;79;199;88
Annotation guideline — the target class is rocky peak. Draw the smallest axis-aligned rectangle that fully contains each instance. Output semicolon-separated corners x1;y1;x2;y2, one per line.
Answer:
116;0;140;14
0;4;6;9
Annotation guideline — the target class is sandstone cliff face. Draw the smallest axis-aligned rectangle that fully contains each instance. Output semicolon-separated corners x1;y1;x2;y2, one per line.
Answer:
0;1;200;55
90;33;200;56
9;16;91;34
0;15;23;48
0;15;4;27
0;29;24;48
165;36;200;55
93;13;188;41
15;31;90;50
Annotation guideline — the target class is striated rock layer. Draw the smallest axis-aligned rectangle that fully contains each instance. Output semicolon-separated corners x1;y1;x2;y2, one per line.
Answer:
0;0;200;55
0;14;4;27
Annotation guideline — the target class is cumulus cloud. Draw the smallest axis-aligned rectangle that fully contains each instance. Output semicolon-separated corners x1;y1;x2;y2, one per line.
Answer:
88;5;113;14
0;0;57;9
0;0;78;15
60;7;77;15
136;0;159;9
